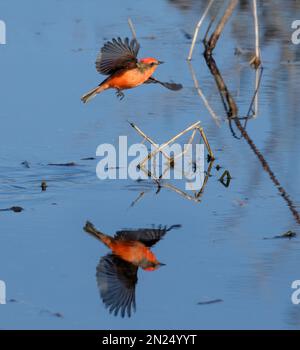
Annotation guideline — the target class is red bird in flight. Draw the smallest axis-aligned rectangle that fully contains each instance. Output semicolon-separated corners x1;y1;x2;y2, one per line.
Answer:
84;221;181;317
81;37;182;103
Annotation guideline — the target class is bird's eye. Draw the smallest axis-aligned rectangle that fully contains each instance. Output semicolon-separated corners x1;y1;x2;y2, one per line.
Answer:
150;62;155;66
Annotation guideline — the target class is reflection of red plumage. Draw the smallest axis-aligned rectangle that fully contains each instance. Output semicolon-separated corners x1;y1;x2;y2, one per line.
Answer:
84;221;180;270
81;37;182;103
84;221;181;317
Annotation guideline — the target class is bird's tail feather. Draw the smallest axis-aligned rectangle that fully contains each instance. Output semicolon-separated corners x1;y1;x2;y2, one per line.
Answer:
159;81;183;91
84;221;112;247
81;85;105;104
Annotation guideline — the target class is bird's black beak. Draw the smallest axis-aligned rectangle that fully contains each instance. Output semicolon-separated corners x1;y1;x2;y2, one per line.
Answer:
157;61;164;65
158;262;166;267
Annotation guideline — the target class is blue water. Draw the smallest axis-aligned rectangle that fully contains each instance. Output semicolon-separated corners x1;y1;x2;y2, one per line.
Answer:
0;0;300;329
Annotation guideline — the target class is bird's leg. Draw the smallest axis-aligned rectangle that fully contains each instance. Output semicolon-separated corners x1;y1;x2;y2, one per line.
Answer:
116;89;125;100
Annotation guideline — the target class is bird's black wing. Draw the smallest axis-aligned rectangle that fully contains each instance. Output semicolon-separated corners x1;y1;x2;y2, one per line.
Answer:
96;37;140;75
96;254;138;318
114;225;181;247
144;76;183;91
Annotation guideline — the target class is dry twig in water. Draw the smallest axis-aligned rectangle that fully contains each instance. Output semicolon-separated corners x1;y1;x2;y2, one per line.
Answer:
128;18;137;41
128;121;215;203
249;0;261;68
187;0;215;61
205;0;238;55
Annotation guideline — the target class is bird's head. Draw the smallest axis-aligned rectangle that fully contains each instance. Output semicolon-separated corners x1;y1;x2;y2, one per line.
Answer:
137;57;164;72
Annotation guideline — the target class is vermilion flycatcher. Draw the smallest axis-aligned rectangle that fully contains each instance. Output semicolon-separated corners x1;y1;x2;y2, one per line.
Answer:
84;221;181;317
81;37;182;103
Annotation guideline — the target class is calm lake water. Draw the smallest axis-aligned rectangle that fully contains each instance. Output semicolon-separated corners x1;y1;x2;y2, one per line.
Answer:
0;0;300;329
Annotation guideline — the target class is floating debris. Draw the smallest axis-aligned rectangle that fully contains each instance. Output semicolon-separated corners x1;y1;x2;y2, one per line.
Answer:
21;161;30;168
10;206;24;213
181;29;192;40
81;157;96;161
198;299;223;305
140;35;156;40
234;199;248;207
41;181;47;192
9;299;63;318
264;231;297;240
234;47;252;56
40;311;63;318
48;162;77;167
8;299;18;303
0;206;24;213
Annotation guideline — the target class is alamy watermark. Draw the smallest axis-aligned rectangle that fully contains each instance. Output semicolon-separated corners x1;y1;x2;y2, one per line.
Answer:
0;280;6;304
0;20;6;45
95;136;205;190
291;280;300;305
291;20;300;45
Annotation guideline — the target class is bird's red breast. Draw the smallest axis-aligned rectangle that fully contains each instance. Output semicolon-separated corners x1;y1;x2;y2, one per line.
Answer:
109;240;159;268
104;64;158;90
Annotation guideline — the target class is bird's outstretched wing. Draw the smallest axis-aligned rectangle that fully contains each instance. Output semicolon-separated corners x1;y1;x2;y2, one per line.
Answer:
114;225;181;247
144;76;183;91
96;37;140;75
96;254;138;318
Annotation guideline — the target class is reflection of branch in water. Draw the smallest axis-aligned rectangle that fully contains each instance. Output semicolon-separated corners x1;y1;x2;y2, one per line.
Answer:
203;48;300;225
130;160;215;205
245;66;263;119
187;61;221;127
161;183;201;203
253;66;261;118
219;170;232;188
234;66;264;134
196;159;214;198
130;191;146;208
234;118;300;225
203;51;238;119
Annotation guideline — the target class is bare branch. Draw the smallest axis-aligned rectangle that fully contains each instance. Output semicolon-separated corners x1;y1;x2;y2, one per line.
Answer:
128;17;137;40
205;0;238;55
249;0;261;68
187;0;215;60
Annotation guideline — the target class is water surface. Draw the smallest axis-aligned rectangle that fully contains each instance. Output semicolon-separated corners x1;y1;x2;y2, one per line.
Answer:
0;0;300;329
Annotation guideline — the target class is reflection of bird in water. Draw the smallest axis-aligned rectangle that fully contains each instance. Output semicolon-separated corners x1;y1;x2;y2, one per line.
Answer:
83;222;181;317
81;37;182;103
